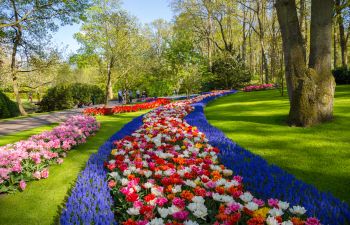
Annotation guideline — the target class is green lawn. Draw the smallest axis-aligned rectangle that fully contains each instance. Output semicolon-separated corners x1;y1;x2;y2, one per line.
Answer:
205;85;350;204
0;111;147;225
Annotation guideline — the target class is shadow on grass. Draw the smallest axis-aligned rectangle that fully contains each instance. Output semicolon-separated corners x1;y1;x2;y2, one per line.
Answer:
205;87;350;205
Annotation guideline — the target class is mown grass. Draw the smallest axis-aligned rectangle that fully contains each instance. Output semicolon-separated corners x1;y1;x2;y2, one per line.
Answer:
205;85;350;204
0;111;147;225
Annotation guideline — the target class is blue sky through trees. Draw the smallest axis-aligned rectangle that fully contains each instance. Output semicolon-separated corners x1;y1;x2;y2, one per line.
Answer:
52;0;173;54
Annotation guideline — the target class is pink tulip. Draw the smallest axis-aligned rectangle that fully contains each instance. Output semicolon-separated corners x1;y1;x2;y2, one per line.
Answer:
19;180;26;190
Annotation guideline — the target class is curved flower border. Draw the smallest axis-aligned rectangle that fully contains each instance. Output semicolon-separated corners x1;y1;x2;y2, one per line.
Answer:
60;115;144;225
184;92;350;225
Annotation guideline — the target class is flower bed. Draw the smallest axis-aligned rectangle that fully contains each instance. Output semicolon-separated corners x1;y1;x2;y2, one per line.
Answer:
243;84;274;92
0;115;100;193
61;91;349;225
61;114;144;225
185;95;350;225
84;98;171;116
104;93;320;225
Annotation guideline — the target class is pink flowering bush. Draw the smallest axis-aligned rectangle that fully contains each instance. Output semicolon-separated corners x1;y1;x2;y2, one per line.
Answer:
0;115;100;193
243;84;274;92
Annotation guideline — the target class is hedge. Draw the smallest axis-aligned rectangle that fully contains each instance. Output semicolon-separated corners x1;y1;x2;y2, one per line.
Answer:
40;83;105;112
0;90;20;118
332;67;350;85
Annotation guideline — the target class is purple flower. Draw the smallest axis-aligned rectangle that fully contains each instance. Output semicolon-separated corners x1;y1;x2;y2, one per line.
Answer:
172;210;189;220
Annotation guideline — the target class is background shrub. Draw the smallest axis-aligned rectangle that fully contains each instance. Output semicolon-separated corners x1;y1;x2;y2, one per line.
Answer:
0;90;20;118
332;67;350;84
39;83;105;112
207;53;252;90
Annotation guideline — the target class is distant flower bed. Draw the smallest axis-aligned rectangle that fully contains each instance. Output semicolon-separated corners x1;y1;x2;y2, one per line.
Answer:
83;98;171;116
243;84;274;92
0;115;99;193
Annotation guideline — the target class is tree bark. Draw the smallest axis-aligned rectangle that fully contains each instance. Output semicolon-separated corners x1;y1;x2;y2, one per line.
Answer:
10;0;27;116
105;57;114;105
256;1;269;84
334;22;338;68
207;11;213;71
335;0;348;68
276;0;335;127
242;4;247;63
298;0;307;62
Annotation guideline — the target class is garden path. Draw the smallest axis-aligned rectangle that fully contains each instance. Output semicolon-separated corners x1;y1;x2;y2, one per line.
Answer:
0;109;83;136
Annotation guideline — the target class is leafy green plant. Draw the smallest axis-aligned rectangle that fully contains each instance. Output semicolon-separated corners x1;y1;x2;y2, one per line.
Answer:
210;54;252;89
0;91;20;118
332;67;350;84
39;83;105;112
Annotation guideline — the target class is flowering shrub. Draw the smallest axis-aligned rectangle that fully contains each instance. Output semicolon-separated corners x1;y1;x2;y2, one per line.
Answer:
0;115;99;193
104;93;320;225
83;98;171;116
243;84;274;92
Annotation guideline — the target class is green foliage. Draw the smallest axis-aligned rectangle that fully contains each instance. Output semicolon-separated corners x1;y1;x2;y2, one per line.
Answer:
39;83;104;112
210;54;252;89
0;90;20;118
332;67;350;84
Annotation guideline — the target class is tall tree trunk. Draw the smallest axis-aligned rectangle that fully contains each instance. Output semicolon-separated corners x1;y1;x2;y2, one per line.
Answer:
242;6;247;63
105;57;114;105
276;0;335;127
270;10;278;82
10;0;27;116
207;9;213;71
260;41;269;83
256;1;269;84
248;30;253;72
308;0;335;122
335;0;348;68
334;22;338;68
298;0;307;62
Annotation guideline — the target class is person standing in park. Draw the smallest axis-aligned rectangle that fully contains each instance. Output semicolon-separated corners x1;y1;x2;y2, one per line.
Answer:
118;90;122;104
136;89;140;99
28;92;33;103
129;90;133;103
123;89;127;104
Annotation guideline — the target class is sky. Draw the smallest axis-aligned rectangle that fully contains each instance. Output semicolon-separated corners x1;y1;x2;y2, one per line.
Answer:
52;0;173;55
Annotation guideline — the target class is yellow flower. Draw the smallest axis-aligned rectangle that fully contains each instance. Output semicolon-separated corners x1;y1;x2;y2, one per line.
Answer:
252;207;270;218
195;179;202;185
181;145;186;149
195;143;203;149
111;149;118;155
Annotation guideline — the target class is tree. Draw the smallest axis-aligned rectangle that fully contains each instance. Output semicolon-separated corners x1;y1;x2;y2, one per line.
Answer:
75;0;141;105
335;0;350;68
211;53;252;89
275;0;335;127
0;0;90;115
